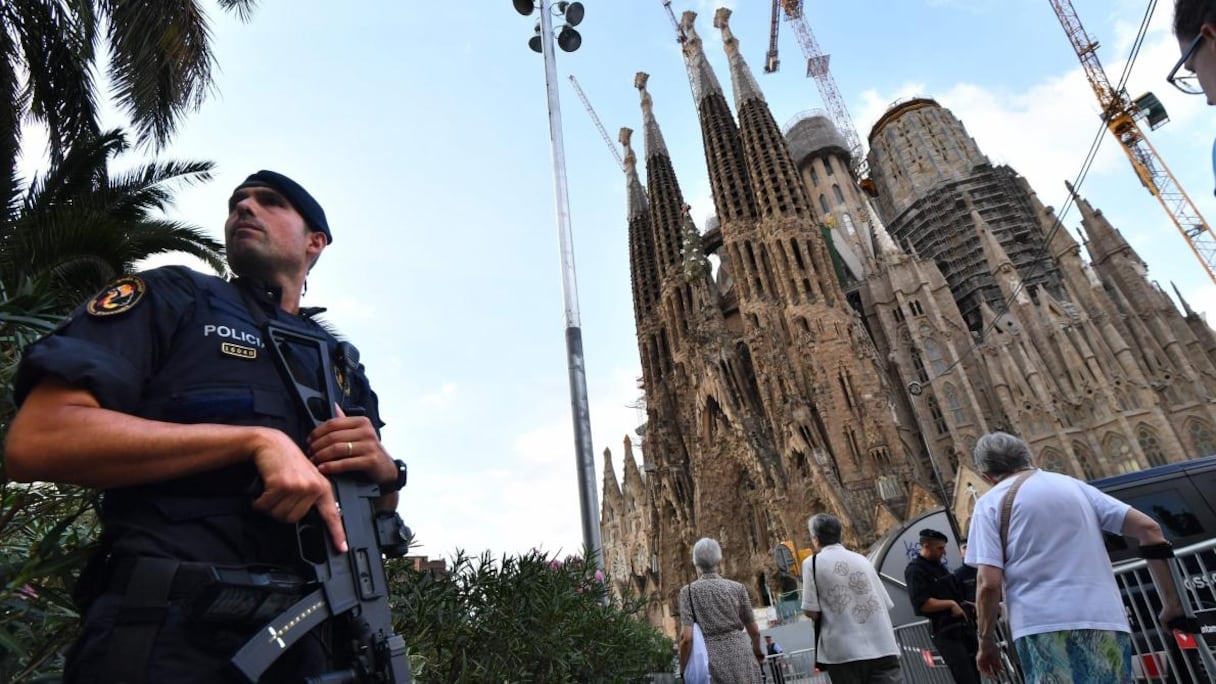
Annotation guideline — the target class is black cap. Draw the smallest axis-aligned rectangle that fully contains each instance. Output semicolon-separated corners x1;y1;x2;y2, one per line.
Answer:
918;528;948;543
235;170;331;244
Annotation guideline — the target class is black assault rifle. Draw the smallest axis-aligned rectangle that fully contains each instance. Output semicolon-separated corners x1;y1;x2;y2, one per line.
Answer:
229;321;413;683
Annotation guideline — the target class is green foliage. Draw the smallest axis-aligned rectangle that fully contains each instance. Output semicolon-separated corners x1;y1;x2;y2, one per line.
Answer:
0;483;98;682
390;549;674;683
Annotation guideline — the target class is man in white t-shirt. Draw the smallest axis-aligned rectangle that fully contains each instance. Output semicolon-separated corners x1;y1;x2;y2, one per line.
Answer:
965;431;1184;682
801;513;903;684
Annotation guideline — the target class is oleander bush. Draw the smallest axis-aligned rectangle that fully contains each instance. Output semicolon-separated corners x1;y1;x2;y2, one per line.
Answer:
390;549;673;683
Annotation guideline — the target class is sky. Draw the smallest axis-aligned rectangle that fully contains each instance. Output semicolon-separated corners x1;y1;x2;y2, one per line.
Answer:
29;0;1216;562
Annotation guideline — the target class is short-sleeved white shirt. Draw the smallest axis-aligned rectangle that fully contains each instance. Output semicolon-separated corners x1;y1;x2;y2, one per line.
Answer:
801;544;899;663
964;470;1131;640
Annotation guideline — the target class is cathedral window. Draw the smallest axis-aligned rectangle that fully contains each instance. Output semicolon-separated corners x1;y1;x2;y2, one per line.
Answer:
927;395;948;435
1104;434;1140;474
911;349;929;383
1073;441;1099;480
797;316;810;334
909;299;925;316
793;450;810;478
1136;425;1168;467
1187;419;1216;456
839;371;857;410
819;194;830;214
824;157;835;176
832;184;845;205
846;427;862;463
924;339;948;375
893;307;905;323
1041;448;1065;473
745;243;765;297
944;384;966;424
809;165;819;185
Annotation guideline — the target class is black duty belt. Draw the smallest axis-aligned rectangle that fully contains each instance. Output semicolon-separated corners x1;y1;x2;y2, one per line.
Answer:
105;557;313;623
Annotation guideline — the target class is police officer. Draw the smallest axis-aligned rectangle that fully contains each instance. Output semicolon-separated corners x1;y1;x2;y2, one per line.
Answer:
5;171;407;683
904;528;980;684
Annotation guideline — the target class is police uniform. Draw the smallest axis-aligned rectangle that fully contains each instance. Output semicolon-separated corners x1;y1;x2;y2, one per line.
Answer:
905;554;980;684
14;265;384;683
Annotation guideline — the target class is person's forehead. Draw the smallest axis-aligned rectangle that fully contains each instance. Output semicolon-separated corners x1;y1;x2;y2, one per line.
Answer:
230;184;287;202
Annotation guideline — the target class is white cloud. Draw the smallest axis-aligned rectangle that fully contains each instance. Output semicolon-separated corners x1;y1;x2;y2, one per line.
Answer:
417;381;458;410
402;365;644;558
692;0;736;13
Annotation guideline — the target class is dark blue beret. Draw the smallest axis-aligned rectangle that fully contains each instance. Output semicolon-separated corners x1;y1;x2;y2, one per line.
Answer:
918;528;949;543
235;170;331;244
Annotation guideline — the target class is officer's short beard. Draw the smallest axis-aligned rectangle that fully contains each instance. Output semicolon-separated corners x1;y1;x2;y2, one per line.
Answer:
228;246;299;286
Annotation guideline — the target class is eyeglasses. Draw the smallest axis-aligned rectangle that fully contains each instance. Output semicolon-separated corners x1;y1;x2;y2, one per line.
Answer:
1168;33;1206;95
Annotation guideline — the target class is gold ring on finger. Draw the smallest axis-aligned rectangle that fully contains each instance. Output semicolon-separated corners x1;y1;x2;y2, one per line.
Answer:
346;441;353;456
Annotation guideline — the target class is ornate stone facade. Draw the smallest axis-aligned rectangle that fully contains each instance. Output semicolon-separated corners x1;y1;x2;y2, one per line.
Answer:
600;10;1216;636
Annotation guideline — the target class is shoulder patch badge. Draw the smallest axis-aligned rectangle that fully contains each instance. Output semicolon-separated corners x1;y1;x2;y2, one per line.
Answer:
86;275;147;317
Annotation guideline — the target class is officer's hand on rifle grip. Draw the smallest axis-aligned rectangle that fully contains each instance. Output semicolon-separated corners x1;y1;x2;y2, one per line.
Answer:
309;404;397;487
249;426;348;553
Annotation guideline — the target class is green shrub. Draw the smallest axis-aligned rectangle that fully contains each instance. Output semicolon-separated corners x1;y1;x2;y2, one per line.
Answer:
390;549;673;683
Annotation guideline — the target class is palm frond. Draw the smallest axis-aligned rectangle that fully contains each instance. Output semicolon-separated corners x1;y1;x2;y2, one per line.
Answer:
0;15;27;221
101;0;215;148
214;0;259;23
13;0;100;161
22;130;128;218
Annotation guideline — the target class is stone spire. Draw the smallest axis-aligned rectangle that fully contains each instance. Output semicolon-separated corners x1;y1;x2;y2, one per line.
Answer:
680;10;757;225
622;127;648;221
622;127;660;328
871;211;903;262
714;8;764;107
600;446;623;522
680;10;726;104
636;72;669;160
714;6;811;222
972;200;1030;306
1172;281;1198;317
637;72;687;275
1069;181;1146;274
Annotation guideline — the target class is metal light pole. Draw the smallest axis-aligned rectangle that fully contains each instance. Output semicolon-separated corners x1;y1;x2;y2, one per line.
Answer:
909;382;965;542
513;0;603;570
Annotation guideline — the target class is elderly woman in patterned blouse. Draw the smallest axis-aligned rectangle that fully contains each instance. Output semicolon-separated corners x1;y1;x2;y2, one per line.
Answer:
678;537;764;682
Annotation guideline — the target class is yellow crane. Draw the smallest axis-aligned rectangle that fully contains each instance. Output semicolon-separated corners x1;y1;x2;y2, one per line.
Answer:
1049;0;1216;284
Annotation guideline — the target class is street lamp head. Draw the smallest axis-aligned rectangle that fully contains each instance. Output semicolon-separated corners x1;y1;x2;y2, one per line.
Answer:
557;1;585;26
513;0;535;16
529;34;543;53
557;25;582;52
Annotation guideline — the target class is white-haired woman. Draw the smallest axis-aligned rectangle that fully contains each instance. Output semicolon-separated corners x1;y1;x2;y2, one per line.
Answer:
678;537;764;682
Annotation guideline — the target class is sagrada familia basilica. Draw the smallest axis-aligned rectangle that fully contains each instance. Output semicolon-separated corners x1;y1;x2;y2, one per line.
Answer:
598;10;1216;633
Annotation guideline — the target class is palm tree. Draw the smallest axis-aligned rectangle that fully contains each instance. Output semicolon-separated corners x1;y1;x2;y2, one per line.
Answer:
1;0;259;208
0;131;225;678
1;127;224;405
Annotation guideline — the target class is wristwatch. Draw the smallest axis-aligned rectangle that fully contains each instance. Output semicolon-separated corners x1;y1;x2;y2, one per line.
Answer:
379;459;408;496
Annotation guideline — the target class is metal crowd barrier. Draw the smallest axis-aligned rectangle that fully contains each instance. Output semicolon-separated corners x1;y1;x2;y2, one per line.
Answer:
892;618;1023;684
760;649;829;682
1112;537;1216;682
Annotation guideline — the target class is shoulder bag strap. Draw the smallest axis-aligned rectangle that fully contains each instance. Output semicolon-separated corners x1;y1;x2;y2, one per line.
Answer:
812;554;822;653
999;470;1036;565
688;580;699;625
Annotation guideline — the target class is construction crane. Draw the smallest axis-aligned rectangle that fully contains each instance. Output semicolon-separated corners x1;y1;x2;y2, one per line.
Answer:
1049;0;1216;284
775;0;868;183
568;75;624;172
658;0;686;43
764;0;780;73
